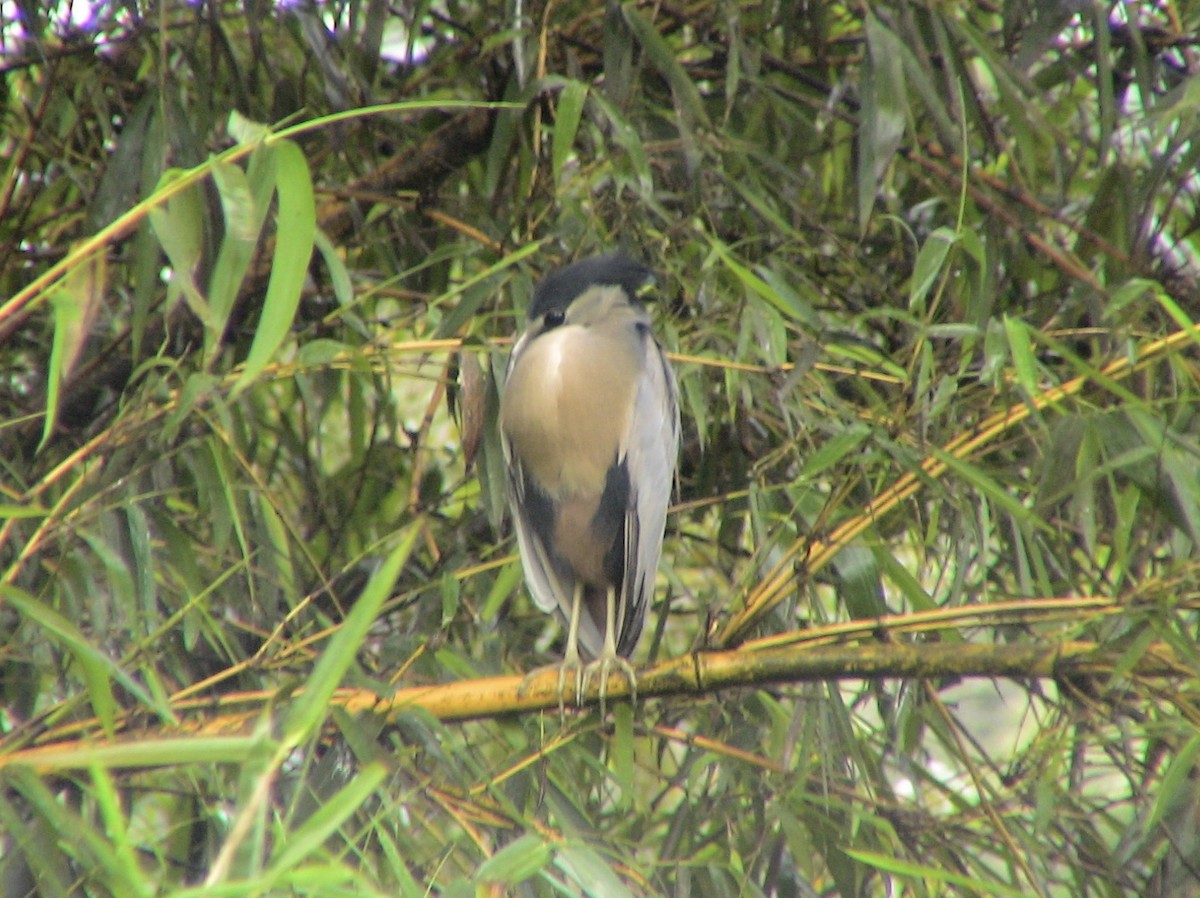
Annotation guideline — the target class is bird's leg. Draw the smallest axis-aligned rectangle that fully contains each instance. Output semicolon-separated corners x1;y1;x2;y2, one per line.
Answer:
559;582;586;710
582;587;638;715
517;583;585;717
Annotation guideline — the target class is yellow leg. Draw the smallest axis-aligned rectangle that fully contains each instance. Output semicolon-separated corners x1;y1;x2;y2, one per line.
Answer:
518;583;585;717
559;582;585;709
521;585;636;715
581;587;638;714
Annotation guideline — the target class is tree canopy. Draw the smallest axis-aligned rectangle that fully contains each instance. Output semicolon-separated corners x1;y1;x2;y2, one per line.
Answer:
2;1;1200;895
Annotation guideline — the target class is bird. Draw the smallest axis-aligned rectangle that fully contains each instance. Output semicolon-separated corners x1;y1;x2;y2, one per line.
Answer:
499;254;680;709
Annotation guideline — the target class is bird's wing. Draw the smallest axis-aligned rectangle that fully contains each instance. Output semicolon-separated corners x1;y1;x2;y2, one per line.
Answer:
502;433;613;655
615;336;680;656
502;438;569;616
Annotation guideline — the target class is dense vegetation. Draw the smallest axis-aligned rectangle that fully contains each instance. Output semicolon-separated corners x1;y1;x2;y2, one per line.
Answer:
2;2;1200;895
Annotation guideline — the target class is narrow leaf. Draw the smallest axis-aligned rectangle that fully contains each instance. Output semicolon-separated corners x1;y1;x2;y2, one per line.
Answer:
799;423;871;479
40;245;106;450
266;762;388;876
909;227;958;313
1003;314;1040;396
845;848;1030;898
477;833;552;885
858;12;908;228
206;151;274;358
148;171;210;322
556;844;633;898
232;139;315;397
280;523;419;744
553;80;588;184
621;4;710;130
0;585;161;735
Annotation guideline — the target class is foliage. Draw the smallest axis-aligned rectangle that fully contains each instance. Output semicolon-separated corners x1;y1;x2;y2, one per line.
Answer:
2;1;1200;895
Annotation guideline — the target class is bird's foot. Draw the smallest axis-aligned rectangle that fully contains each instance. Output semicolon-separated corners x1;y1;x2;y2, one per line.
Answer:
519;656;585;717
582;653;638;715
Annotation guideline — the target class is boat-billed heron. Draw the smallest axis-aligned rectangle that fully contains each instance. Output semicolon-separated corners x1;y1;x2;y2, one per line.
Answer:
499;254;679;707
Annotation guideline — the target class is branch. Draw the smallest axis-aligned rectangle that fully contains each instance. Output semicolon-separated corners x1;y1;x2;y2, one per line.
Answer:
2;107;496;458
313;106;495;245
716;320;1200;646
3;639;1190;773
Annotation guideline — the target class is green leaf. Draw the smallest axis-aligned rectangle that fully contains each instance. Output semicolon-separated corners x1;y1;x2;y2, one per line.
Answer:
553;80;588;184
314;227;354;308
909;227;958;314
431;242;542;340
556;844;632;898
296;337;349;367
280;523;420;745
477;833;552;885
833;543;886;619
621;4;711;130
587;91;654;195
88;763;153;898
1003;314;1040;397
227;108;273;145
4;766;144;894
148;170;209;322
710;239;806;322
265;762;388;877
1150;283;1200;351
844;848;1030;898
206;150;274;360
15;735;263;772
40;244;106;450
799;423;871;479
611;702;635;810
931;446;1036;522
231;138;315;398
0;585;160;737
481;560;523;622
858;12;908;229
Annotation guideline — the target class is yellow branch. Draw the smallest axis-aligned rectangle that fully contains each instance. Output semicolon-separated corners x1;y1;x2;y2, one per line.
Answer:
716;322;1200;646
2;638;1190;773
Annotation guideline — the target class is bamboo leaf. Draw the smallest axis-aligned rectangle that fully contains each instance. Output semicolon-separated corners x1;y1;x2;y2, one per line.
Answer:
207;149;274;353
858;12;908;228
231;138;315;398
0;585;160;737
845;848;1029;898
39;243;106;450
552;80;588;184
265;762;388;877
1003;314;1040;397
280;523;420;745
621;4;710;130
909;227;957;314
477;833;552;885
148;170;210;327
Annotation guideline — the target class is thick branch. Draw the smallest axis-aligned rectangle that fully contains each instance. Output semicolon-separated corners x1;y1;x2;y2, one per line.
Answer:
314;106;495;245
3;640;1190;772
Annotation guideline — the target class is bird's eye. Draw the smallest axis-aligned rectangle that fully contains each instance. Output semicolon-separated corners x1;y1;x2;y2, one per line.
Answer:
543;309;566;329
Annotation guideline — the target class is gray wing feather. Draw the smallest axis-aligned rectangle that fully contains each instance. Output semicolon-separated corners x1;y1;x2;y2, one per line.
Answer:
502;416;611;655
615;336;680;655
502;438;566;616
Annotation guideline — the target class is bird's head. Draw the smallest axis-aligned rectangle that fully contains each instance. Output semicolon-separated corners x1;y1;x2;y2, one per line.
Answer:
520;254;655;338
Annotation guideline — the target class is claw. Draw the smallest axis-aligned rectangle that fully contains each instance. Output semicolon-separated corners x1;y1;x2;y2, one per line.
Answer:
522;585;639;716
582;653;638;715
519;642;585;717
559;651;585;711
